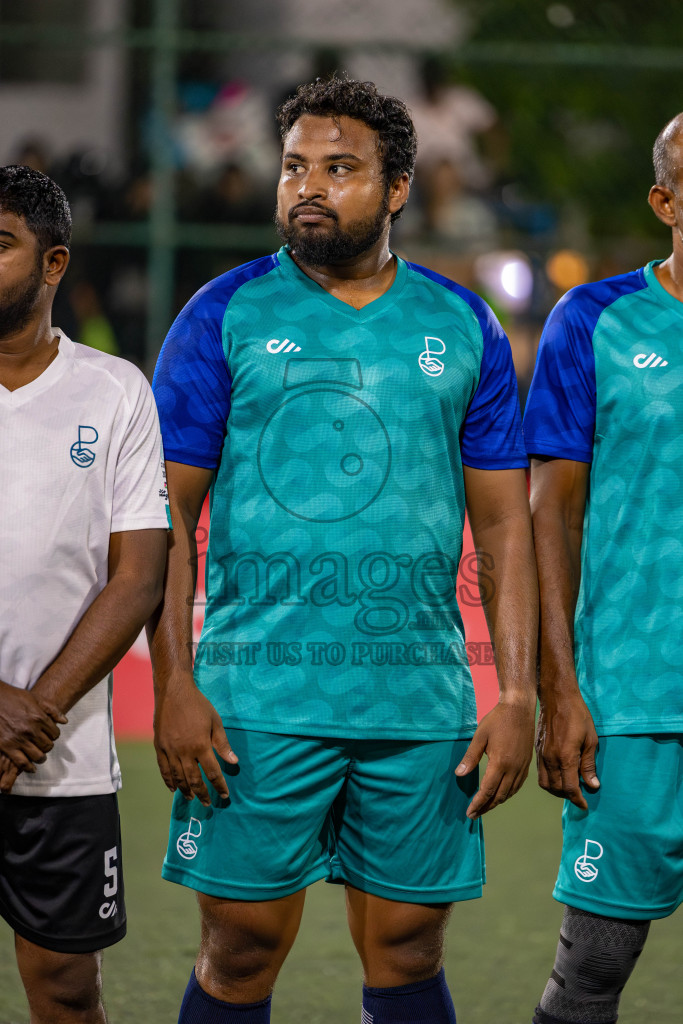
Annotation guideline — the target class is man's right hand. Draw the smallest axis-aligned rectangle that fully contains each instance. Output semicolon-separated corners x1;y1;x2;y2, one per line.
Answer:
0;680;67;772
536;684;599;810
154;679;237;807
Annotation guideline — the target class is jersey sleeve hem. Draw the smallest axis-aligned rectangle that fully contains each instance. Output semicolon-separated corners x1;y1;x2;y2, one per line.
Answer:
163;448;219;470
524;439;593;463
110;515;171;533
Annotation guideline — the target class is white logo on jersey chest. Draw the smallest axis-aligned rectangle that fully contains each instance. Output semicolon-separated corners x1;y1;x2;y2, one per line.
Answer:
267;338;301;354
633;352;669;368
419;336;446;376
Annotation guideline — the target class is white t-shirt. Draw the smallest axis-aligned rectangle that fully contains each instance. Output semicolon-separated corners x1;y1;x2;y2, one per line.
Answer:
411;85;498;187
0;331;170;797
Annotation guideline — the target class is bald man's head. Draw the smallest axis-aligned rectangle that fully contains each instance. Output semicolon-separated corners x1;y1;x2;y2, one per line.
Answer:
653;113;683;193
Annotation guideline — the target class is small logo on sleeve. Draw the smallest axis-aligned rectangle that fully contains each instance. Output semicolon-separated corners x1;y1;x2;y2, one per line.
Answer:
633;352;669;368
418;337;445;377
574;839;603;882
159;441;168;501
70;425;99;467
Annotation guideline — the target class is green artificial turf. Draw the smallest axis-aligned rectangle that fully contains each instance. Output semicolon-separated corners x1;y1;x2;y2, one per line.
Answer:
0;741;680;1022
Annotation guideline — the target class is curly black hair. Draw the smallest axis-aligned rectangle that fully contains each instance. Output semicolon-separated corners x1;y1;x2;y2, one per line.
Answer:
0;164;72;254
276;76;417;221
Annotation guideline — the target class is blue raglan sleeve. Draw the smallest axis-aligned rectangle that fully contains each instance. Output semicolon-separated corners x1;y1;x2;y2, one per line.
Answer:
460;302;528;470
152;281;232;470
523;288;597;463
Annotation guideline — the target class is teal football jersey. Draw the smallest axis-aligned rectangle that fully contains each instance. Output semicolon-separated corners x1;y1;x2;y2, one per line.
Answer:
524;261;683;735
154;248;527;740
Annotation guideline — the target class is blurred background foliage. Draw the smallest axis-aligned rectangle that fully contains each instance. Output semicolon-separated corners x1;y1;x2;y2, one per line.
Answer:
0;0;680;381
454;1;683;241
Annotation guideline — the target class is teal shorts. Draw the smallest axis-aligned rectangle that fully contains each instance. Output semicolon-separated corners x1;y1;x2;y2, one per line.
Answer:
555;734;683;920
162;729;485;904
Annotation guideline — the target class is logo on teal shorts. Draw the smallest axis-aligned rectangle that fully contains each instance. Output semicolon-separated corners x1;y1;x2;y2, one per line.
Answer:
177;817;202;859
574;839;603;882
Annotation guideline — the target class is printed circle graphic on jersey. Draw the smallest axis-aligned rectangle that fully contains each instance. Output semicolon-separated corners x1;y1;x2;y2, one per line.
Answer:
257;357;391;522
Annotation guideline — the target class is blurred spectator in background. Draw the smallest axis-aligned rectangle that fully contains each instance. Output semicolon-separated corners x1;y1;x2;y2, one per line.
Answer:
100;161;155;222
175;79;278;186
50;147;112;226
68;280;120;356
411;55;506;189
10;137;53;176
421;156;499;247
410;56;508;235
186;161;272;224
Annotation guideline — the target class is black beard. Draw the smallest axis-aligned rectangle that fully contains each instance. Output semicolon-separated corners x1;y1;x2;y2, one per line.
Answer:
0;260;43;340
274;196;389;266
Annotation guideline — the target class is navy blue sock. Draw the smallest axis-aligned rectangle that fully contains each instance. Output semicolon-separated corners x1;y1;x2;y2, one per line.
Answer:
178;969;271;1023
362;968;456;1023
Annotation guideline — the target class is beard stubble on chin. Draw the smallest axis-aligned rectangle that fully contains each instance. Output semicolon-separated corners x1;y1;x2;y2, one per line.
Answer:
274;194;390;266
0;258;44;341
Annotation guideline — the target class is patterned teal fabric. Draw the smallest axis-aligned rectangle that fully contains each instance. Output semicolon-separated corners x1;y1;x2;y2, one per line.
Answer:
154;248;527;740
525;262;683;734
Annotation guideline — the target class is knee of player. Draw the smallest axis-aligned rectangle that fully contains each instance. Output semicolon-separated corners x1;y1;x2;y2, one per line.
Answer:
197;943;281;990
573;942;642;995
383;943;445;984
198;927;290;988
25;950;103;1014
365;928;447;983
538;908;651;1022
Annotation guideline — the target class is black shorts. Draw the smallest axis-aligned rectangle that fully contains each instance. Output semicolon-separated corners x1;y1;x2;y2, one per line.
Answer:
0;792;126;953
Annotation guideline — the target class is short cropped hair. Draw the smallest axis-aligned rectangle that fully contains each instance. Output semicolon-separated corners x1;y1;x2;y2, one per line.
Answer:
0;164;72;253
652;114;683;192
276;76;417;211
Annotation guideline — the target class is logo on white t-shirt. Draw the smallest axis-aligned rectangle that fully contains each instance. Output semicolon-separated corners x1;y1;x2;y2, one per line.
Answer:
419;337;445;377
70;425;99;467
574;839;603;882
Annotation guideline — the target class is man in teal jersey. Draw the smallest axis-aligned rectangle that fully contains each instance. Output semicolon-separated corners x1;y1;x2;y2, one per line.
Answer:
150;76;538;1024
524;114;683;1024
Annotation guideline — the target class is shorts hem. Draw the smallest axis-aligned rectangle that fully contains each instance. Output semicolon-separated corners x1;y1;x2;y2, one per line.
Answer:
329;866;483;905
162;860;327;900
2;910;127;954
553;885;680;921
9;780;121;798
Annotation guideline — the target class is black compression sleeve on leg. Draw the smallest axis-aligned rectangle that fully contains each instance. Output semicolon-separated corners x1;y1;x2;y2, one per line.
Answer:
535;906;650;1024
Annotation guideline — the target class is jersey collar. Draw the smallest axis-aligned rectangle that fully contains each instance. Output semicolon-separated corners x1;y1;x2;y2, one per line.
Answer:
276;246;408;323
0;327;72;407
644;260;683;313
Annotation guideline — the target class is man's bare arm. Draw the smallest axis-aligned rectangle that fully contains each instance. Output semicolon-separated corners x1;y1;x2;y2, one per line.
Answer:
146;461;236;808
456;466;538;818
0;528;167;792
529;456;598;809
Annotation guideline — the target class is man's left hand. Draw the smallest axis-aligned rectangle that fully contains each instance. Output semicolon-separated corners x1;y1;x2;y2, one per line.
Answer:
455;699;535;818
0;754;21;794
